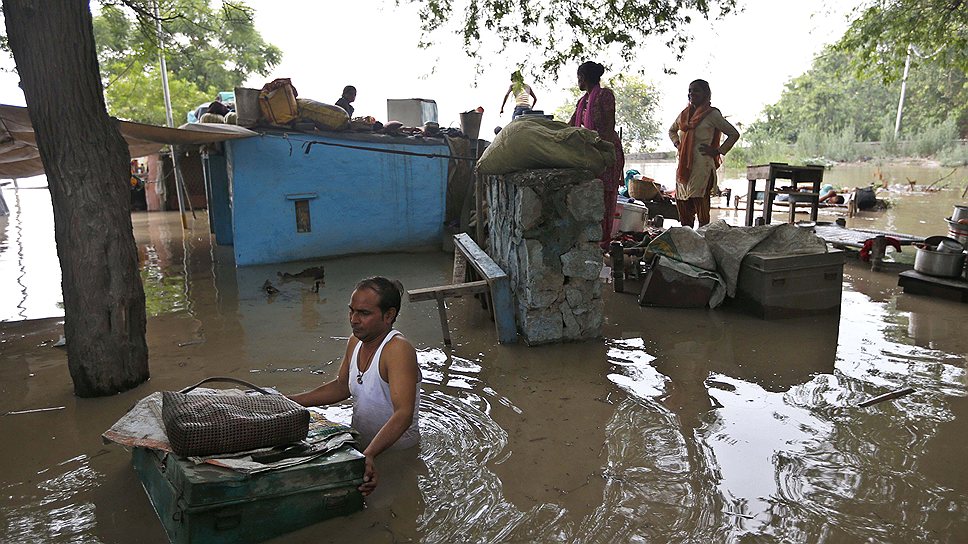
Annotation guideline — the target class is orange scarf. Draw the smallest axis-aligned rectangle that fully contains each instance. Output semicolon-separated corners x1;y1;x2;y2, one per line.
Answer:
675;104;722;187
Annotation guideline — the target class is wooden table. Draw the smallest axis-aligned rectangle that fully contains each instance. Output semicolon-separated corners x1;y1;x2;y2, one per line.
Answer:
745;163;826;226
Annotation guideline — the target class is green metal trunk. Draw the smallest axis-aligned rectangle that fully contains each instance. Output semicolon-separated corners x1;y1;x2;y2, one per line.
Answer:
132;446;365;544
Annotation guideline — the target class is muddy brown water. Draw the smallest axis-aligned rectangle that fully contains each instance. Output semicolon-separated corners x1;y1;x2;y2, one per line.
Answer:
1;167;968;543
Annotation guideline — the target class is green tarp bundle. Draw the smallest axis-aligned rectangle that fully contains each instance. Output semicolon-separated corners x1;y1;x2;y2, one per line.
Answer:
476;116;615;175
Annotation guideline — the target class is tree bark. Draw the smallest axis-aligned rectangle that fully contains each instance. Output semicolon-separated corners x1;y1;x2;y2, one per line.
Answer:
3;0;149;396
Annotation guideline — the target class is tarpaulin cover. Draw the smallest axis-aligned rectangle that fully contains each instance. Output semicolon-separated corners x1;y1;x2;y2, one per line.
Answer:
476;116;615;175
0;104;258;179
646;221;828;308
701;221;827;297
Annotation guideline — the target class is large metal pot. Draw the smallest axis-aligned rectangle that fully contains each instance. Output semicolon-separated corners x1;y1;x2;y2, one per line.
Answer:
914;246;966;278
953;204;968;223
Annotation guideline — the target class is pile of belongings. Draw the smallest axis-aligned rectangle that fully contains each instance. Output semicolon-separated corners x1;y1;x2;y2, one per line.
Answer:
103;386;357;474
243;78;466;139
645;221;828;308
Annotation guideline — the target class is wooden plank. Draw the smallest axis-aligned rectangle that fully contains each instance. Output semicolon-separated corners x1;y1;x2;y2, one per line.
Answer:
814;225;924;248
898;270;968;302
453;232;517;344
407;280;489;302
746;164;775;180
454;232;506;281
488;275;517;344
452;251;467;284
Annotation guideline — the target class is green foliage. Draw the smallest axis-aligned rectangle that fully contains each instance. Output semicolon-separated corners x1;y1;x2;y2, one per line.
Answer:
834;0;968;83
747;47;897;143
551;74;661;153
939;144;968;167
747;44;968;154
102;61;211;126
907;117;958;157
93;0;282;123
406;0;737;79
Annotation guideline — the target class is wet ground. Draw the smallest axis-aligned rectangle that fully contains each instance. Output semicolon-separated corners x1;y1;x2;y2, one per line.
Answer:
2;167;968;543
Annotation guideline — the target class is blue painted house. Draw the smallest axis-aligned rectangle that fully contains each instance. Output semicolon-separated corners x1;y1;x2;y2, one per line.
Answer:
206;130;452;266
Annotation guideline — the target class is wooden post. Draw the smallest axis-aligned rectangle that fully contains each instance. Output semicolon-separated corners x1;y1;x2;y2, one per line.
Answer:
454;233;516;344
871;235;887;272
433;291;452;346
610;240;624;293
452;251;467;284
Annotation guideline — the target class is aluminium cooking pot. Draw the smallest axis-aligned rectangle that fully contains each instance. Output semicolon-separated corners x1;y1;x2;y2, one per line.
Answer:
953;204;968;223
914;246;966;278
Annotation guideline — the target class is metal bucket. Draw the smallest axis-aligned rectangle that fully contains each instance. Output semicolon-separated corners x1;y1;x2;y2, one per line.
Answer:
914;247;966;278
459;111;483;140
952;204;968;222
617;201;649;232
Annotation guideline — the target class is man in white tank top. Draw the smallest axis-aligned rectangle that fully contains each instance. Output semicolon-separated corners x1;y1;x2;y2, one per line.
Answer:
289;276;421;496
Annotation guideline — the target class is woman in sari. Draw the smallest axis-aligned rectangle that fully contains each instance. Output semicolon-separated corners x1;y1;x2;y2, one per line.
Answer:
668;79;740;228
569;61;624;249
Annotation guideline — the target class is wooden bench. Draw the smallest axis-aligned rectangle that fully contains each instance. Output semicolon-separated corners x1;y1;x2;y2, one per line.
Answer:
407;233;516;345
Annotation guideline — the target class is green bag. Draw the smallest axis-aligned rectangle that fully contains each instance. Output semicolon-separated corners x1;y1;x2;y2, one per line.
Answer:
476;116;615;175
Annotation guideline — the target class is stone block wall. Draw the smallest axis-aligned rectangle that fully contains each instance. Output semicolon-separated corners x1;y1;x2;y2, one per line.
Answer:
485;169;604;345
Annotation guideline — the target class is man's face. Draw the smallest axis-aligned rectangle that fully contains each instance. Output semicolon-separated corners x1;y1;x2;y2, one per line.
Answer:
344;91;357;103
348;287;393;342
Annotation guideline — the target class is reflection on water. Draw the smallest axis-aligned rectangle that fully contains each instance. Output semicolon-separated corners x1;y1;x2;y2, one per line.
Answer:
1;170;968;542
140;245;187;316
2;455;101;544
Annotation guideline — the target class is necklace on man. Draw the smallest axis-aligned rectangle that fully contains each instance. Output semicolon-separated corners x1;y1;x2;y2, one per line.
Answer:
357;346;375;384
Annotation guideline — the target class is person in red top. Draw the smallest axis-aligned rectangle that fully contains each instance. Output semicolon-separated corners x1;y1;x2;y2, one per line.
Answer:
569;61;625;250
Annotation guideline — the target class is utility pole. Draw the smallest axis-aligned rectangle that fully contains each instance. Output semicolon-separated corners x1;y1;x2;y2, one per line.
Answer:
893;44;912;138
154;0;189;229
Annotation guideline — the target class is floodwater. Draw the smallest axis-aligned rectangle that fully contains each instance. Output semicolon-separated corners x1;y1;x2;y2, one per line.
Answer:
1;164;967;543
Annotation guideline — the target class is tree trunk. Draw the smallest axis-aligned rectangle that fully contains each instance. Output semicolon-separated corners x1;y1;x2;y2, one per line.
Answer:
3;0;149;396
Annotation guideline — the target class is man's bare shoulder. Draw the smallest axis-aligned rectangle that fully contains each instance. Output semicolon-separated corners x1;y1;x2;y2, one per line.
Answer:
385;333;416;358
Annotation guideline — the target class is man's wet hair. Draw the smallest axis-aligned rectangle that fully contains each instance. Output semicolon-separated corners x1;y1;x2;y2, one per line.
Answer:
355;276;403;320
343;85;357;96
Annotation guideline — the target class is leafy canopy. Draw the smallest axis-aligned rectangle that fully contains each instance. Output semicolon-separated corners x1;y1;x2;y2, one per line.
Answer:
94;0;282;124
833;0;968;82
406;0;737;79
746;45;968;143
554;74;661;152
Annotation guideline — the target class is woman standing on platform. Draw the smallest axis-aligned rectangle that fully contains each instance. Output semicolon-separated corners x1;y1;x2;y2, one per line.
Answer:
569;61;624;249
668;79;740;228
